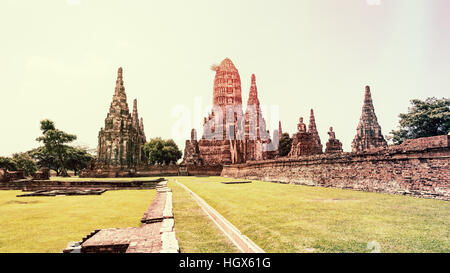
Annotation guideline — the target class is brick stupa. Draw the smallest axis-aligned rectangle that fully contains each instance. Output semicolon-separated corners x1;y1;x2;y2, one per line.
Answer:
351;85;387;152
198;58;245;165
96;67;147;168
325;127;343;154
289;109;323;157
194;58;277;165
182;129;203;165
243;74;275;161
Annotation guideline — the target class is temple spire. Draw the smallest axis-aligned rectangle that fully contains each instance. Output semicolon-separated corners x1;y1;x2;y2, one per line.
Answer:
352;85;387;152
115;67;125;96
132;99;139;130
278;121;283;139
308;109;319;137
308;109;322;148
109;67;129;118
139;117;146;140
247;74;259;106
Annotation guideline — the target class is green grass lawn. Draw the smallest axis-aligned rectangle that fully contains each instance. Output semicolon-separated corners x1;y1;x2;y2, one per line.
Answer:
0;189;156;253
175;176;450;253
168;179;238;253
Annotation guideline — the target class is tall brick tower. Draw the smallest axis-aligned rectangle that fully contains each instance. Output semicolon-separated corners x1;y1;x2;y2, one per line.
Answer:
195;58;277;165
96;67;147;168
308;109;323;152
244;74;271;161
198;58;246;164
352;85;387;152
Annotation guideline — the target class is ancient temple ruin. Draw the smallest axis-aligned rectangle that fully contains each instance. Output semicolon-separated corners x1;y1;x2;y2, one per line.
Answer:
288;109;323;157
181;129;203;165
351;85;387;152
96;67;147;169
189;58;277;165
244;74;278;161
325;127;343;154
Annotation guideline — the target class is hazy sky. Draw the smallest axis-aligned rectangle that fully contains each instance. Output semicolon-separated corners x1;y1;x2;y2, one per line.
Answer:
1;0;449;156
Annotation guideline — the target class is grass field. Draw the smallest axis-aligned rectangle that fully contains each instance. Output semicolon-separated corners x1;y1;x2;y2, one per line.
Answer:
169;179;238;253
0;189;156;253
174;176;450;253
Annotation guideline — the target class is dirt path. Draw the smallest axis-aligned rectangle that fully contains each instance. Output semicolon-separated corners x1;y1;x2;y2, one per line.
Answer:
175;180;264;253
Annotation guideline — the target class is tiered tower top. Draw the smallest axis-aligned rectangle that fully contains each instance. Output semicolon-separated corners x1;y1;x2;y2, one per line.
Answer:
352;85;387;152
212;58;243;107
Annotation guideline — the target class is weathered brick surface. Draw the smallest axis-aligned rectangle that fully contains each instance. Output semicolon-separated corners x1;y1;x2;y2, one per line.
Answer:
80;164;223;178
289;111;323;157
352;86;387;152
32;168;50;180
0;169;10;182
222;135;450;200
196;59;277;165
8;170;25;181
182;129;203;165
325;127;343;154
141;192;167;223
81;223;163;253
85;67;147;175
13;179;161;192
75;181;179;253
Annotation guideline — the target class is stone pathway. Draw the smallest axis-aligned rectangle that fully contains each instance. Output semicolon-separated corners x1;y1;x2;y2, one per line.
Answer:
64;180;179;253
175;180;264;253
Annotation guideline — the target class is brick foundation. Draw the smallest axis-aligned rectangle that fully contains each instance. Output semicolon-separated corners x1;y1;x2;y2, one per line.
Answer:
222;135;450;200
65;180;180;253
79;164;222;178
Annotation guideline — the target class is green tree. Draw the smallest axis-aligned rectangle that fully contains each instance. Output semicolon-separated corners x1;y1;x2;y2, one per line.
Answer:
29;146;58;171
64;146;94;176
0;156;17;171
35;119;77;176
143;138;182;165
278;132;292;157
389;98;450;144
12;152;37;176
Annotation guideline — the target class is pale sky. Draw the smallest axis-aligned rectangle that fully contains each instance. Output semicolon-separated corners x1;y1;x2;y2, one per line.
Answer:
1;0;449;156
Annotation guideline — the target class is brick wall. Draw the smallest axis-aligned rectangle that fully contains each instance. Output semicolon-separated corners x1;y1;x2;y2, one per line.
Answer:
222;135;450;200
80;164;223;178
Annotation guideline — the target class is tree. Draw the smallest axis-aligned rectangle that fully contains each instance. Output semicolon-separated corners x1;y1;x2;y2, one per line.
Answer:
12;152;37;176
64;146;94;176
29;146;58;172
143;138;182;165
35;119;77;176
0;156;17;171
278;132;292;157
389;98;450;144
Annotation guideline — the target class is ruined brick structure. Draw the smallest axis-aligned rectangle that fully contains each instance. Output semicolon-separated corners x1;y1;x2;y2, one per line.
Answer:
195;58;277;165
0;169;9;182
181;129;203;165
325;127;343;154
278;121;283;139
197;58;245;165
96;67;147;169
288;109;323;157
222;134;450;201
32;168;50;180
352;85;387;152
244;74;278;161
222;85;449;200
